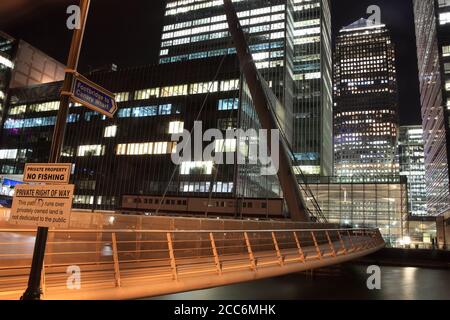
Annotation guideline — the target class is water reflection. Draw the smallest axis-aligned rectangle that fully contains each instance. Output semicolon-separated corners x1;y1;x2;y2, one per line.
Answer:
151;264;450;300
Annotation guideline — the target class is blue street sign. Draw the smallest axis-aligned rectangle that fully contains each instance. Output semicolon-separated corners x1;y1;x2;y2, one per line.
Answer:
70;74;117;118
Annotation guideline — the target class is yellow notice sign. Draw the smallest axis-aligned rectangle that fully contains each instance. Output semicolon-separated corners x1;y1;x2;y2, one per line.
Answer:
10;184;74;228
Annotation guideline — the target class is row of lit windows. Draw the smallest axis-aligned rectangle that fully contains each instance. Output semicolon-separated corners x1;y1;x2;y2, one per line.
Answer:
218;98;239;111
180;161;213;175
5;99;238;131
179;181;234;193
0;149;26;159
5;116;56;129
101;142;237;174
116;142;176;156
294;18;320;28
9;101;59;115
335;110;396;118
161;27;285;51
165;0;284;17
162;14;285;39
133;80;239;100
165;0;224;16
339;28;387;37
161;45;283;63
77;145;105;157
294;36;320;45
102;121;183;139
190;81;218;94
5;114;80;129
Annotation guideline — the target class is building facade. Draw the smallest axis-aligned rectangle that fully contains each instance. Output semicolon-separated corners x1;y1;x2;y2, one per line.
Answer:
413;0;450;217
0;32;16;125
398;126;427;216
333;18;399;181
160;0;333;176
0;32;65;140
300;175;408;244
0;56;286;214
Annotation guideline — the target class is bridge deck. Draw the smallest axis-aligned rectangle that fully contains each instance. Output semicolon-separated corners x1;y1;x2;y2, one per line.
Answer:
0;228;384;300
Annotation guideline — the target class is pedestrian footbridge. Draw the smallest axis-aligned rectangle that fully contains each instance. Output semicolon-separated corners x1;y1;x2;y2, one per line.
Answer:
0;227;384;300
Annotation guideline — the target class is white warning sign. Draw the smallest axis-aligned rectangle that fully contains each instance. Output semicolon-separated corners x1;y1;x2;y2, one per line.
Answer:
10;184;74;228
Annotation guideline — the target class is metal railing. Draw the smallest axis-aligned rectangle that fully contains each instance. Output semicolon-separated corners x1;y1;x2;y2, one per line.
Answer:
0;228;384;299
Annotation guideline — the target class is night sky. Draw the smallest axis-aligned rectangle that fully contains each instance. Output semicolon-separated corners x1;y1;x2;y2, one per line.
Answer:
0;0;421;125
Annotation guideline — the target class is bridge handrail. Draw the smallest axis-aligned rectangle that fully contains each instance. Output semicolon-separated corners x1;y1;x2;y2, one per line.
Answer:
0;227;385;300
0;227;380;234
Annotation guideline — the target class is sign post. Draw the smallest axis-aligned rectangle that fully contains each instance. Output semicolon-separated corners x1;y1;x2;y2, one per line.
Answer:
21;0;91;300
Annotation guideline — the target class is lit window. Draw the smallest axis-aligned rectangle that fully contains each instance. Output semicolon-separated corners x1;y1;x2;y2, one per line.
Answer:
28;101;59;113
118;108;131;118
0;55;14;69
104;125;117;137
443;45;450;57
189;82;218;94
9;105;27;115
161;85;188;97
220;79;240;91
168;121;184;134
4;116;56;129
215;139;236;152
135;88;160;100
440;12;450;25
77;145;105;157
180;161;213;175
73;195;94;205
218;98;239;110
0;149;18;159
115;92;130;102
153;142;167;154
133;106;158;117
159;104;172;115
446;81;450;91
116;142;176;155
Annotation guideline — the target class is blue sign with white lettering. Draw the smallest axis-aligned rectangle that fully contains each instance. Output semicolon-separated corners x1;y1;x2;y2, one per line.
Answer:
71;75;117;118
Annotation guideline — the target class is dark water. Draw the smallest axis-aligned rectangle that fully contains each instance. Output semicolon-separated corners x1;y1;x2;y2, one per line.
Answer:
152;264;450;300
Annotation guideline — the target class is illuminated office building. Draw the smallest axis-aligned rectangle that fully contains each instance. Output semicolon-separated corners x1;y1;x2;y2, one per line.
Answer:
0;31;65;138
413;0;450;218
160;0;333;175
0;32;15;124
0;56;284;212
398;126;427;216
333;18;399;181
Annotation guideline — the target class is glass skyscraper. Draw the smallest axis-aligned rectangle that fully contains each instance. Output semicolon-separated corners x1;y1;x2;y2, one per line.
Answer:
398;126;427;217
159;0;333;176
333;18;399;181
413;0;450;217
0;32;15;126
